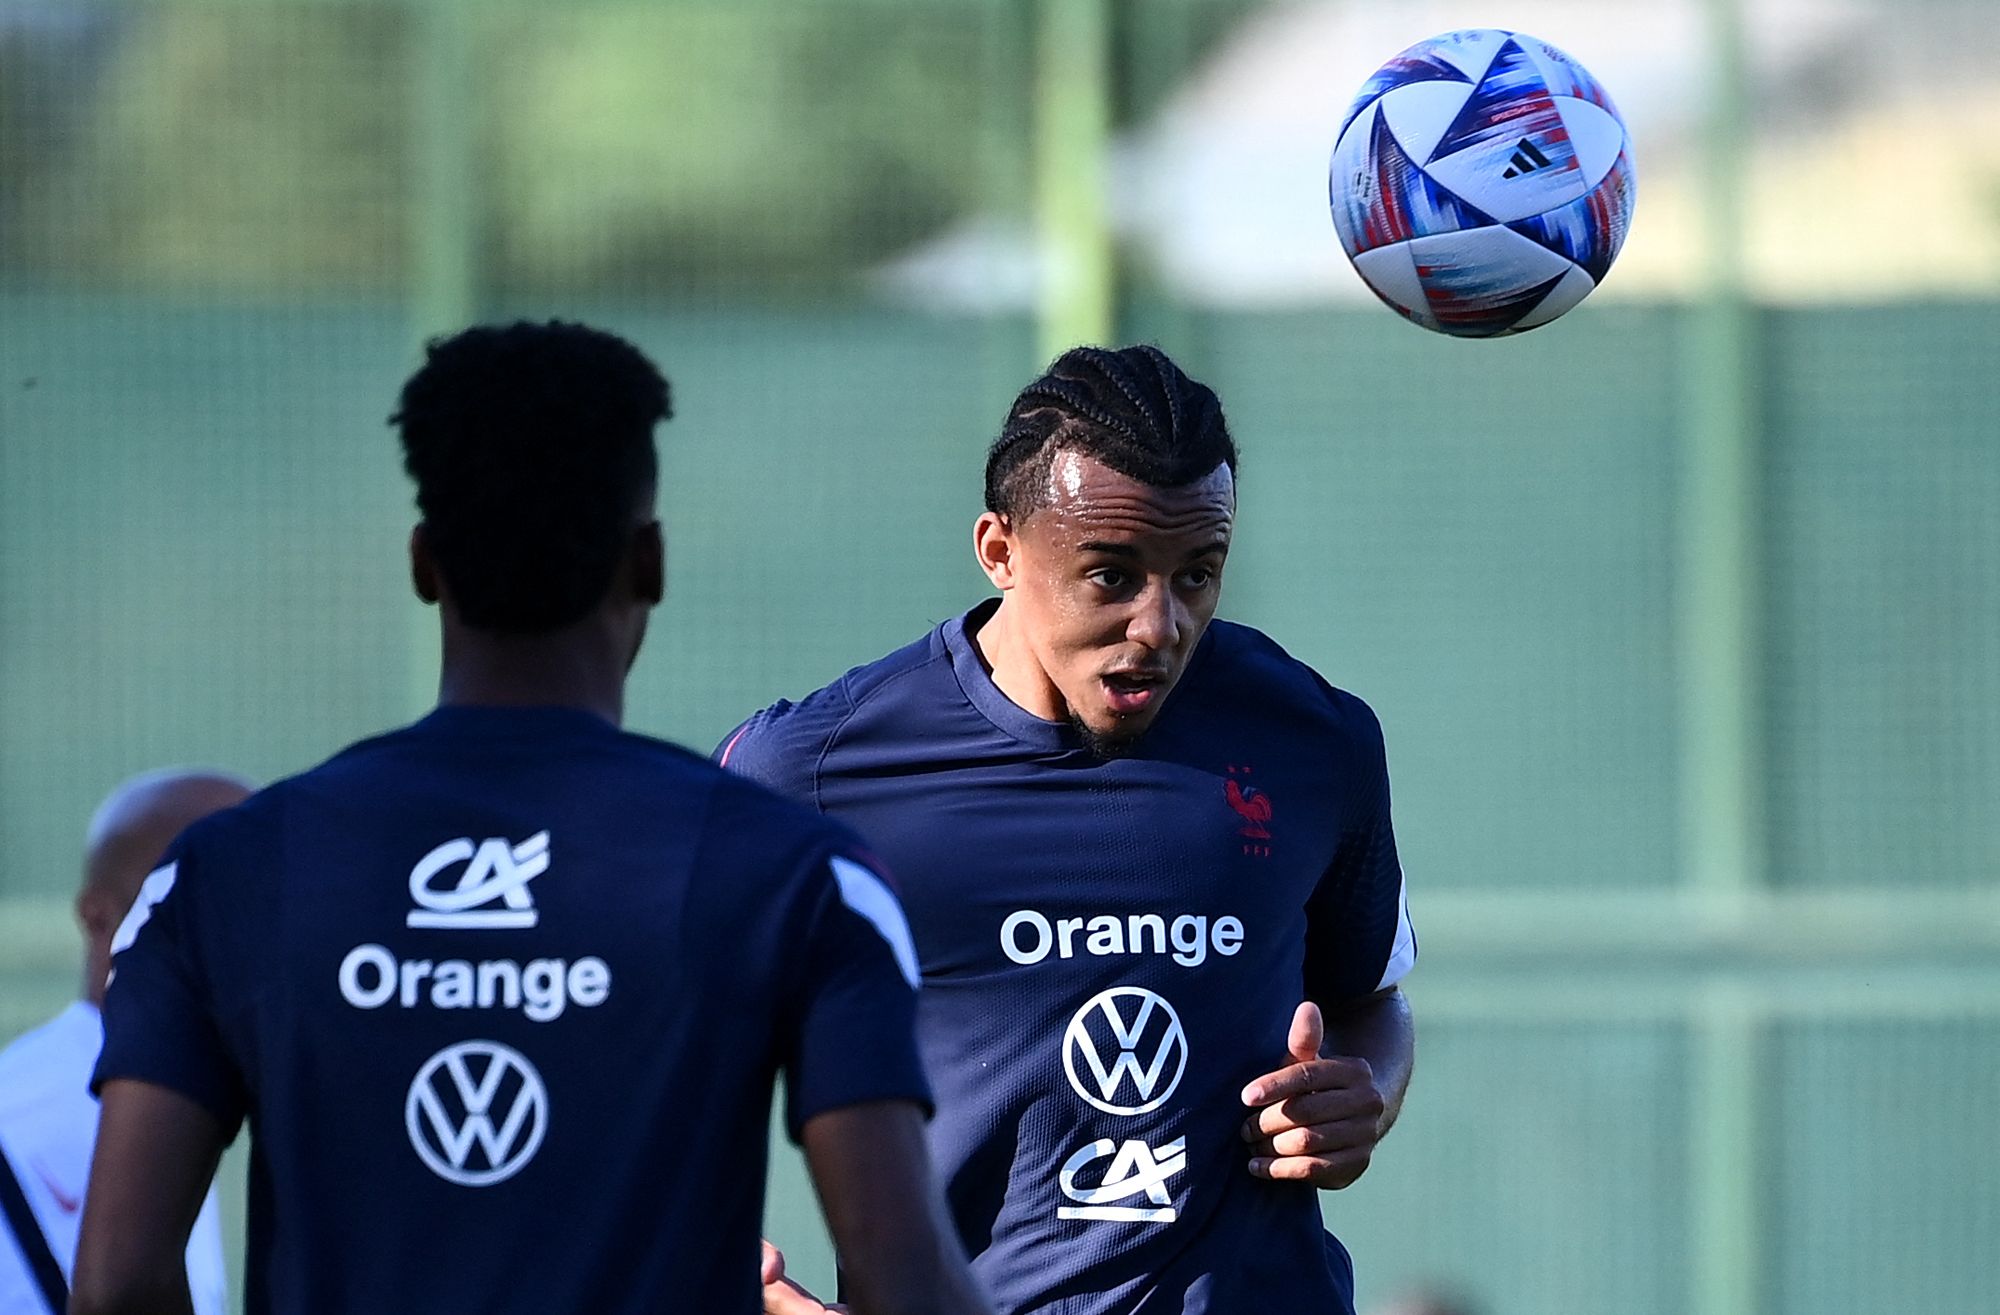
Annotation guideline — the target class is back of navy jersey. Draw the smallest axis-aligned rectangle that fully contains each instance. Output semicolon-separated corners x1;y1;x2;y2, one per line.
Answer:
95;705;928;1315
721;605;1415;1315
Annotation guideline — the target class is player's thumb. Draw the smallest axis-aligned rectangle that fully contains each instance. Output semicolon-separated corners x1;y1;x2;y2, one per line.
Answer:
763;1275;832;1315
1288;1000;1324;1064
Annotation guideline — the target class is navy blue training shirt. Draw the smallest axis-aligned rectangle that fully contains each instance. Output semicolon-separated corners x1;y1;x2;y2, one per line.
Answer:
720;602;1416;1315
95;705;928;1315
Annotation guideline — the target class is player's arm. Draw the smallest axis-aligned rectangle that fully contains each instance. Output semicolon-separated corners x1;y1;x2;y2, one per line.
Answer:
797;1101;993;1315
78;848;249;1313
761;838;987;1315
1322;983;1415;1138
70;1081;227;1315
1243;696;1417;1188
1242;859;1417;1189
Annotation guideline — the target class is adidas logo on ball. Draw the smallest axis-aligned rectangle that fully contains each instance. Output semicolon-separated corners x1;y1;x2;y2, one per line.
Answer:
1502;139;1554;179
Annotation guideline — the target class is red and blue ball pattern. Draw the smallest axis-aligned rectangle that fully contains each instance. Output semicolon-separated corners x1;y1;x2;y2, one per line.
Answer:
1330;30;1635;338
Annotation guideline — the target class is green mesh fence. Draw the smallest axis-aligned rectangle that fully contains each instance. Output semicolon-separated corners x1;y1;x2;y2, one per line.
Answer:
3;3;1997;1314
1328;1018;1692;1315
1176;308;1686;895
1763;306;2000;892
1770;1018;2000;1315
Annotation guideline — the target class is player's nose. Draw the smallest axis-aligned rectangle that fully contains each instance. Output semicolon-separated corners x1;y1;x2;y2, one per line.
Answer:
1125;579;1183;652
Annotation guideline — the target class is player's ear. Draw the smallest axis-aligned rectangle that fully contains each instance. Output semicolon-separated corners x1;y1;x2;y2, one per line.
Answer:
631;520;665;607
409;524;442;605
973;511;1019;591
75;886;112;940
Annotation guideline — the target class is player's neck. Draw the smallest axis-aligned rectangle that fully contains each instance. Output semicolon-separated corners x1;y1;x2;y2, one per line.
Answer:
971;599;1068;724
436;621;629;725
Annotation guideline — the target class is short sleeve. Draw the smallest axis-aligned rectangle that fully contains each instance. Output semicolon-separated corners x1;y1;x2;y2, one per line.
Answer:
92;850;249;1134
716;703;803;794
714;689;853;809
712;712;765;771
778;852;931;1140
1303;706;1417;1005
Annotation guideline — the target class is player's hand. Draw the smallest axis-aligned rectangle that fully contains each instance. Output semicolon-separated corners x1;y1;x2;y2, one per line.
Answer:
762;1239;849;1315
1238;1001;1386;1190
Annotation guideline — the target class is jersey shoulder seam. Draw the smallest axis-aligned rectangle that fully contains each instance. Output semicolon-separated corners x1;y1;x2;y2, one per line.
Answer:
813;651;942;813
1218;620;1373;720
809;675;862;814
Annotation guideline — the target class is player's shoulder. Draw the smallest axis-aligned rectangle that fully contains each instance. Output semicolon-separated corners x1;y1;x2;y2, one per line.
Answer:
293;714;836;841
171;717;734;864
716;625;948;801
144;783;270;882
1200;619;1387;750
698;740;860;850
558;722;877;882
292;708;731;793
688;744;885;934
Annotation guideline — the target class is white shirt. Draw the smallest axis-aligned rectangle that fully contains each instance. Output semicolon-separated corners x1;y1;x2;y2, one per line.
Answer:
0;1002;227;1315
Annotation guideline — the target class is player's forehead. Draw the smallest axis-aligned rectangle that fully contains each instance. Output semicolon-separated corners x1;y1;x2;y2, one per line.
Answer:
1027;450;1234;552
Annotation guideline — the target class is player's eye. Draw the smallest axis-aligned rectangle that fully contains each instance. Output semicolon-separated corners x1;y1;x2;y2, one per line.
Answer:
1179;566;1217;590
1088;568;1128;591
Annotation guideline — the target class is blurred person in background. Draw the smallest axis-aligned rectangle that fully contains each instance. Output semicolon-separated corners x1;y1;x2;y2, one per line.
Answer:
0;768;248;1315
728;345;1415;1315
70;322;992;1315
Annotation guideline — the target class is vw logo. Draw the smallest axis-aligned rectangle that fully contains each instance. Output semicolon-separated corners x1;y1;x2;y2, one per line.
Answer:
405;1040;548;1186
1062;987;1188;1116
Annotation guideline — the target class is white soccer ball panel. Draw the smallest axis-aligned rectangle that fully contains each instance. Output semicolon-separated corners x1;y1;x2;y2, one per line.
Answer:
1328;101;1380;257
1401;226;1576;337
1406;224;1575;285
1351;243;1439;331
1375;80;1477;171
1422;124;1592;226
1521;38;1625;122
1556;98;1629;193
1506;262;1597;332
1425;28;1512;81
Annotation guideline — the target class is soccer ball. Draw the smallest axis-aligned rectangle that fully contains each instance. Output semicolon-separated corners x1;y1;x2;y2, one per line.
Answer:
1329;29;1635;338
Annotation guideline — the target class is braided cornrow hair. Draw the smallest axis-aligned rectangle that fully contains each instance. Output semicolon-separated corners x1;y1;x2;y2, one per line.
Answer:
984;344;1237;519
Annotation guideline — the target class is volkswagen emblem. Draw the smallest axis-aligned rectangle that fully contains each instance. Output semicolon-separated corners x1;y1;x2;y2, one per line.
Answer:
1062;987;1188;1116
405;1040;549;1186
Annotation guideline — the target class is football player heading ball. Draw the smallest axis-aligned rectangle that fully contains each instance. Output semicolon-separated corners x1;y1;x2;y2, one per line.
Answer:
730;345;1417;1315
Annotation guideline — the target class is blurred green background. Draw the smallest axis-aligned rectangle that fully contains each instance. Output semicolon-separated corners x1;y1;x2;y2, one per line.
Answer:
2;1;1997;1313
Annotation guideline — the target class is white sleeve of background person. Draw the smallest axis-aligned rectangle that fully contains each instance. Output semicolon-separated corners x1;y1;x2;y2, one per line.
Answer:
0;1004;103;1297
1376;869;1417;990
828;856;921;988
187;1185;229;1315
0;1003;230;1313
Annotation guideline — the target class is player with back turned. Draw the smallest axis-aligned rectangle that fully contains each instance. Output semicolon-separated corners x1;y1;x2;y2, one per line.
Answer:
71;322;992;1315
730;345;1417;1315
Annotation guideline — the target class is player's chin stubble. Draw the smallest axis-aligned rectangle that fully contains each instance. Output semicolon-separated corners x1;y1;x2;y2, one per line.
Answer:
1069;714;1145;761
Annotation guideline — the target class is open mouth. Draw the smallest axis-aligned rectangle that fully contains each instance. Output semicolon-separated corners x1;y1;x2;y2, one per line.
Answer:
1100;670;1166;716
